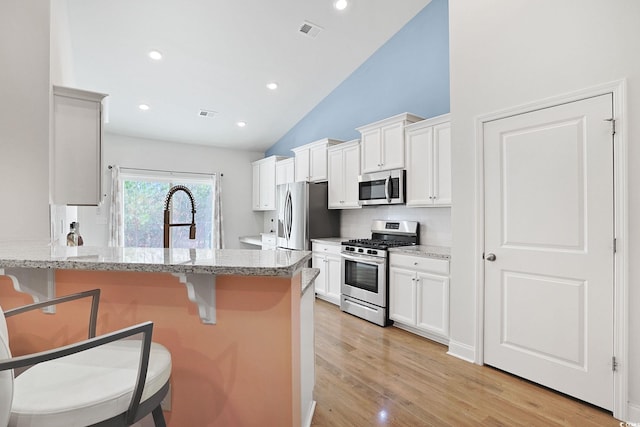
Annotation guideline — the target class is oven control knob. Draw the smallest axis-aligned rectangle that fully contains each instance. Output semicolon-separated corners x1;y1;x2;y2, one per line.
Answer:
358;248;364;253
367;250;377;255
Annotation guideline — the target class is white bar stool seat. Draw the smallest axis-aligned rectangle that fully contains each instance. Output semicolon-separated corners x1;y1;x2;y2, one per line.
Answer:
0;289;172;427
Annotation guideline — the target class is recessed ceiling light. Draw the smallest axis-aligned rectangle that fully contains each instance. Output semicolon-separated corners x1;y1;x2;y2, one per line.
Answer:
334;0;348;11
237;121;247;128
266;82;278;90
148;50;163;60
138;104;150;111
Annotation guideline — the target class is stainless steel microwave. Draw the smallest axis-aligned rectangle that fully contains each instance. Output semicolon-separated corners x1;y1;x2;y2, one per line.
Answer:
358;169;405;205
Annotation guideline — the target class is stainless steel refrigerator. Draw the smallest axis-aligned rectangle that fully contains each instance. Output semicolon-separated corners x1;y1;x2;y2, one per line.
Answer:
276;181;340;250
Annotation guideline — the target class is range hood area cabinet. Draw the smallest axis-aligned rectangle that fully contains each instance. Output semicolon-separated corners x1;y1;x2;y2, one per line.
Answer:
252;156;287;211
405;114;452;207
357;112;423;174
327;139;361;209
51;86;108;206
292;138;343;183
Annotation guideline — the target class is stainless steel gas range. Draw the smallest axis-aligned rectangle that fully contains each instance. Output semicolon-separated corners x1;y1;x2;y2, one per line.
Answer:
340;220;419;326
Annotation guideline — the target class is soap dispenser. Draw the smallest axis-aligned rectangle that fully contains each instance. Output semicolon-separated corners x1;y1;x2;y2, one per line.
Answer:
66;222;84;246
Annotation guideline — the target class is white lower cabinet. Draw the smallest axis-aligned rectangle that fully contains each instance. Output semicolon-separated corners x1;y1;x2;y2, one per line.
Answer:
389;253;449;344
261;234;276;250
311;242;342;305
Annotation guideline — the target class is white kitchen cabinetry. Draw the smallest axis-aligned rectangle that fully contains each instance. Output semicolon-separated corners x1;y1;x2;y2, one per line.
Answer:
311;242;342;305
389;253;449;344
356;113;423;174
275;158;295;185
405;114;451;206
292;138;343;182
51;85;107;206
252;156;286;211
261;233;276;250
327;140;361;209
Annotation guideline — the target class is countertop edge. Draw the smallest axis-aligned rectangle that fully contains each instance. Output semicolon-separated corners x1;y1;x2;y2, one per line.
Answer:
301;268;320;294
388;245;451;260
0;258;313;276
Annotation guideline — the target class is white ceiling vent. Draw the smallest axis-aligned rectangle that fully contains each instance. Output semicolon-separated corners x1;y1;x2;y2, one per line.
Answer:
198;109;218;118
299;21;323;38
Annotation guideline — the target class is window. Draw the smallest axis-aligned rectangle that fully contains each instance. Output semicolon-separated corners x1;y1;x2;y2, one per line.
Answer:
121;171;215;248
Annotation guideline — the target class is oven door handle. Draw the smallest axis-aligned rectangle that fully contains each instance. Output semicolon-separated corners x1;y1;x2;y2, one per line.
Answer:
341;252;386;265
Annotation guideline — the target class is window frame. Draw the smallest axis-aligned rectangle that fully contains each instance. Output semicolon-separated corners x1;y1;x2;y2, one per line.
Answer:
119;169;216;249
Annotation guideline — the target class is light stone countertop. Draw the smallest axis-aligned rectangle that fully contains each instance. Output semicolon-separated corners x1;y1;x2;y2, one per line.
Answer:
388;245;451;260
310;237;351;245
0;242;311;276
239;235;262;246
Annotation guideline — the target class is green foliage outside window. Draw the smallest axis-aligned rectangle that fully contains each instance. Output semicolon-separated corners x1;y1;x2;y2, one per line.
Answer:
123;179;213;248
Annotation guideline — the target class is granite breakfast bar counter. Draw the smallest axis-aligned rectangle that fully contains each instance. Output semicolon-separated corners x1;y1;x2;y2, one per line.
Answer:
0;244;317;427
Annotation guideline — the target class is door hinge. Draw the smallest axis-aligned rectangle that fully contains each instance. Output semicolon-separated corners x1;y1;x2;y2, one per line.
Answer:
605;118;616;136
613;238;617;253
612;356;618;372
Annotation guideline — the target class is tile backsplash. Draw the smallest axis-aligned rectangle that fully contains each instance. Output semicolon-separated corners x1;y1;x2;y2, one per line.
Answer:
262;205;451;247
340;206;451;246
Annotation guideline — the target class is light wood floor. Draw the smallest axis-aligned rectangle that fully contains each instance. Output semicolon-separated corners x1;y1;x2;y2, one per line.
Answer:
310;299;619;427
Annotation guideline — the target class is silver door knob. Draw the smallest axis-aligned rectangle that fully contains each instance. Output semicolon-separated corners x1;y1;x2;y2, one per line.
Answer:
485;253;496;262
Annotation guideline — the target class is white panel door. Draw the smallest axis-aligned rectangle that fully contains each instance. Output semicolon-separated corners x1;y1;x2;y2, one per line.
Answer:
326;256;342;304
312;253;327;295
380;122;405;170
342;143;361;208
416;272;449;337
295;149;310;182
432;123;451;205
361;129;382;173
327;149;344;208
484;94;614;410
389;267;416;325
405;125;433;206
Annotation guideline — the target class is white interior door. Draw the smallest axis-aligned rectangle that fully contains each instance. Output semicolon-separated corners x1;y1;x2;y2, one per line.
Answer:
483;93;614;410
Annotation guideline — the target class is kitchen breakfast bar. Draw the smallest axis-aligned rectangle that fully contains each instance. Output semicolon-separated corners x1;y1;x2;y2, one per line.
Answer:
0;243;317;427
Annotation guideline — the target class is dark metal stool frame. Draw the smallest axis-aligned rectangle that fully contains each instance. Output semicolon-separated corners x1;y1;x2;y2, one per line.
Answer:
0;289;169;427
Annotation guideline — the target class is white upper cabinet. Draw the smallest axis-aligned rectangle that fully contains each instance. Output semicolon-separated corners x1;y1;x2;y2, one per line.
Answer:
357;113;423;173
327;140;361;209
292;138;343;182
51;86;107;206
275;157;295;186
252;156;286;211
405;114;451;206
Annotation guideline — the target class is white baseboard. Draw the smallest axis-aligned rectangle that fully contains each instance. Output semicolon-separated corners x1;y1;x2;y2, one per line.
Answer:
392;322;449;346
302;400;317;427
447;339;476;363
626;402;640;423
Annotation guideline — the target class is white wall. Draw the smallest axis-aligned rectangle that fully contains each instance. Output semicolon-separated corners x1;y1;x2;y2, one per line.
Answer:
78;133;265;249
449;0;640;419
0;0;51;241
340;207;451;246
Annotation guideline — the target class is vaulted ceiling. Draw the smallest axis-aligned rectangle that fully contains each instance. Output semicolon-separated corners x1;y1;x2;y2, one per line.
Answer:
53;0;431;152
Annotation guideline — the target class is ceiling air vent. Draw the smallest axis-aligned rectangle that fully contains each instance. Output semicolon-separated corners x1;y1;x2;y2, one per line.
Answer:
299;21;323;38
198;109;218;118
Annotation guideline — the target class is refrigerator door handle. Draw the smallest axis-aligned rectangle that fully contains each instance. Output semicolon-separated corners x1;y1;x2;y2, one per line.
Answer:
287;190;293;240
284;189;292;241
